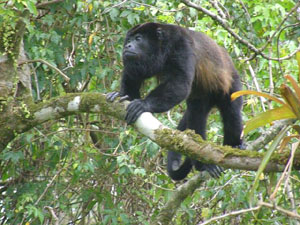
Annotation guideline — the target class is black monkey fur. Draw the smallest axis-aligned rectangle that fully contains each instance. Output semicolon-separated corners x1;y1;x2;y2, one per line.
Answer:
107;22;243;180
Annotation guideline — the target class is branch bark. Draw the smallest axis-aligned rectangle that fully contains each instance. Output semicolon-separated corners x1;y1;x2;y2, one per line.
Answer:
1;92;298;171
152;173;206;225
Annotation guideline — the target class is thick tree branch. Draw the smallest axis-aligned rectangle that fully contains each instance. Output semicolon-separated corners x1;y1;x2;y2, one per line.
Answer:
152;173;206;225
1;93;298;171
0;93;125;149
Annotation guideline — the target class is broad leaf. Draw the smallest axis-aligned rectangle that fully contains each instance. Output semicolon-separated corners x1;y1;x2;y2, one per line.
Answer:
231;90;286;105
297;51;300;81
244;106;296;135
248;125;291;205
285;75;300;99
280;84;300;119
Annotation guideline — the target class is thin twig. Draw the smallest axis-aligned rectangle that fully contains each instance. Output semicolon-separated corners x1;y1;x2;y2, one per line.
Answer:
19;59;70;82
198;206;261;225
36;0;64;8
208;0;226;19
44;206;59;225
182;0;300;61
102;0;128;14
247;61;266;111
276;22;300;74
35;167;65;206
167;111;177;127
270;142;297;200
259;201;300;220
68;34;76;68
268;48;274;99
259;1;300;53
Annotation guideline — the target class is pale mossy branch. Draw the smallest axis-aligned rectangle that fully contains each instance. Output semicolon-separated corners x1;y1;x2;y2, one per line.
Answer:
0;93;124;150
1;92;299;173
30;93;296;171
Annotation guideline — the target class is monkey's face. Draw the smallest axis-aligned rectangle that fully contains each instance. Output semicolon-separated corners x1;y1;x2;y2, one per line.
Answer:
122;33;153;61
122;24;167;77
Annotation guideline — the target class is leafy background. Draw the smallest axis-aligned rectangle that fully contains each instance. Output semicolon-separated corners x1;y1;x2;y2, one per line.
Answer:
0;0;300;224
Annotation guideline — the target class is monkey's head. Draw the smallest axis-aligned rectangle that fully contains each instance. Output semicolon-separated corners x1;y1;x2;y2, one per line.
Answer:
121;23;193;79
122;23;168;61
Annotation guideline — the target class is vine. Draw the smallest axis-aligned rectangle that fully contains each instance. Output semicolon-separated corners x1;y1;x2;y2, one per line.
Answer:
0;20;17;61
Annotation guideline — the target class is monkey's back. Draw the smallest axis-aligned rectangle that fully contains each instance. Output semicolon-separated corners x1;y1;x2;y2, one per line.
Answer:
188;29;235;94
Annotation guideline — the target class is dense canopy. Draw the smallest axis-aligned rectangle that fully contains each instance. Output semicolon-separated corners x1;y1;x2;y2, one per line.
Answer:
0;1;300;224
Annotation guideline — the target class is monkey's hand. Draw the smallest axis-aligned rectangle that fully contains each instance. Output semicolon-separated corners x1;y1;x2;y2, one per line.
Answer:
203;164;224;178
195;163;224;178
125;99;151;124
106;92;130;102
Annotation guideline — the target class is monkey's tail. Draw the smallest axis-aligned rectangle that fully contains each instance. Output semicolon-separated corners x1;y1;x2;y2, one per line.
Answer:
167;152;193;181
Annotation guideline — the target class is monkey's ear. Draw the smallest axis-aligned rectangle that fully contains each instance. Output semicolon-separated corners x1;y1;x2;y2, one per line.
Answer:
157;27;164;40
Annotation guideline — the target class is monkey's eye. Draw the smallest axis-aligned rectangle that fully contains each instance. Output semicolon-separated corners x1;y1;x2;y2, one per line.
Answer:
135;35;142;41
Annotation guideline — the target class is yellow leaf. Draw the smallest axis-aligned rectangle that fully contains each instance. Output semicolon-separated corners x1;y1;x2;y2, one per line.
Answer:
293;125;300;134
280;84;300;119
133;5;145;11
201;207;211;219
246;98;256;105
244;106;296;135
259;173;264;180
285;74;300;99
178;3;186;9
296;51;300;81
25;222;30;225
279;135;300;153
88;3;93;12
231;90;286;105
88;33;96;47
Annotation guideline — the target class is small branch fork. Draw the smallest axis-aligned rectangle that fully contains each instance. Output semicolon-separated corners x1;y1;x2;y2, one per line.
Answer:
19;59;70;82
197;201;300;225
182;0;300;61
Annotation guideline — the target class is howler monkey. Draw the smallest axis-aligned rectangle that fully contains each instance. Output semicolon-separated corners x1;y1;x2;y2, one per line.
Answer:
107;22;243;180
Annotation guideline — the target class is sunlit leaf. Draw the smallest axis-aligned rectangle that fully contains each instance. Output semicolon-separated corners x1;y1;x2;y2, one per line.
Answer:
201;207;211;219
88;3;93;12
296;51;300;81
285;74;300;99
279;135;300;153
244;106;296;135
133;5;145;11
231;90;286;105
88;32;96;47
293;125;300;134
280;84;300;119
248;125;290;205
24;1;38;16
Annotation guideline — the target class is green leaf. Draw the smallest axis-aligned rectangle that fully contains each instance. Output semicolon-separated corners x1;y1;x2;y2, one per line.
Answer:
120;10;131;17
134;168;146;176
127;13;137;25
109;8;119;21
244;105;296;135
280;84;300;119
25;0;38;16
248;125;290;205
296;51;300;82
1;151;24;164
26;205;45;223
285;75;300;99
